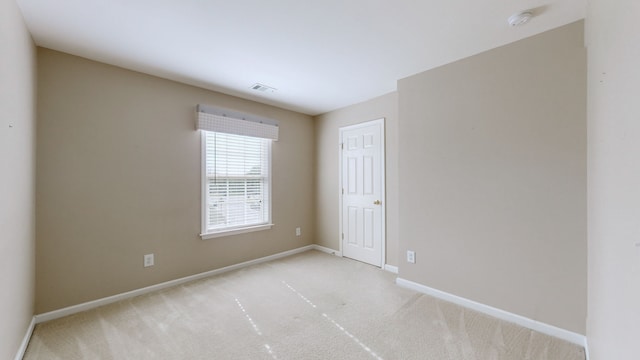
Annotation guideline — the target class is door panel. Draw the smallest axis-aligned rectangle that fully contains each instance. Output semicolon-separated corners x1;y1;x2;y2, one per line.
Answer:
348;157;357;193
348;207;358;245
364;208;374;249
363;156;373;194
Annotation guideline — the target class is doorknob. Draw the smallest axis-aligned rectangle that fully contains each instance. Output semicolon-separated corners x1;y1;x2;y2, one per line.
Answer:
373;200;381;205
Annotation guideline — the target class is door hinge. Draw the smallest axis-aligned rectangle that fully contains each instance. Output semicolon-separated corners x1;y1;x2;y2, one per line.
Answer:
341;143;344;150
342;188;344;195
341;233;344;240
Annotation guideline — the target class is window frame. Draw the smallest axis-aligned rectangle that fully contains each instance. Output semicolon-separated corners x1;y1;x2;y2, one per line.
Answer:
200;131;273;239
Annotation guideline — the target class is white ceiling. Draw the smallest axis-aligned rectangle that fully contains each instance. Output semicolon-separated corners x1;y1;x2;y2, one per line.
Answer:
16;0;585;116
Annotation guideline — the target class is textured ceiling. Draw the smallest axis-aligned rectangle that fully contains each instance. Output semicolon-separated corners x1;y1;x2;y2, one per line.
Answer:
16;0;585;115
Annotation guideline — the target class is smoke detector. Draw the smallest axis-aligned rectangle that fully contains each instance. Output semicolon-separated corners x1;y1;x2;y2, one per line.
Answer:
250;83;277;93
508;11;533;27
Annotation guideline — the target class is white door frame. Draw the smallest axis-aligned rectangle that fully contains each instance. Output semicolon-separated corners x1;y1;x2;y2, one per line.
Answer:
338;118;386;268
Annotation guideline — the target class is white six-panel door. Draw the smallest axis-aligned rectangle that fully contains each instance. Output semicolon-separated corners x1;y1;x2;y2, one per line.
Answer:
340;119;385;267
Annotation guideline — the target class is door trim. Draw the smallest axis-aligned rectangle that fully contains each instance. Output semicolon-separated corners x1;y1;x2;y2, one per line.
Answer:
338;118;386;268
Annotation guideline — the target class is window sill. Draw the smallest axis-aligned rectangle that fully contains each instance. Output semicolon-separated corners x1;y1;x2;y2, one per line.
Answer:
200;224;274;240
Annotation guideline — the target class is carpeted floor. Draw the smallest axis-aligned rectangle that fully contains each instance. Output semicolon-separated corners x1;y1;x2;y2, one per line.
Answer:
24;250;585;359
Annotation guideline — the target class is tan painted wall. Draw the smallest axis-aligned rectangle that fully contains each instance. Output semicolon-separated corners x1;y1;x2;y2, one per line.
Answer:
36;49;315;313
314;93;399;266
397;22;587;334
586;2;640;358
0;0;36;358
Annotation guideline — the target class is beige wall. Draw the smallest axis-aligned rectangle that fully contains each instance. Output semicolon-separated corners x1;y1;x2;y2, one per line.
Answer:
36;49;315;313
0;0;36;358
314;93;399;266
397;22;587;334
587;2;640;358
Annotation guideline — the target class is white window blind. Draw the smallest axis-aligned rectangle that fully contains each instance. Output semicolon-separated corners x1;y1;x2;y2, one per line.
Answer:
203;132;271;235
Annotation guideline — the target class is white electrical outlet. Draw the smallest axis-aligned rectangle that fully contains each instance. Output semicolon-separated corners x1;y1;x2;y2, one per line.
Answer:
296;227;301;236
144;253;154;267
407;250;416;264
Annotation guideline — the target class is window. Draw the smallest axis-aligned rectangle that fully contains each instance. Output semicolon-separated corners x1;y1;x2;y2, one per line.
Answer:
196;104;278;239
201;131;272;238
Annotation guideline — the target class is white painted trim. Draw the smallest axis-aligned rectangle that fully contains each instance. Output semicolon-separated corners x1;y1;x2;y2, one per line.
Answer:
311;245;342;257
200;223;274;239
338;118;386;268
200;131;207;236
379;118;386;270
395;278;587;348
200;132;274;239
338;129;344;258
384;264;398;274
35;245;314;324
14;316;35;360
584;337;590;360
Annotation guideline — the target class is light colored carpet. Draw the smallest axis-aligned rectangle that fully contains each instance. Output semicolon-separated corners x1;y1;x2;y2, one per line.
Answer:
24;250;585;360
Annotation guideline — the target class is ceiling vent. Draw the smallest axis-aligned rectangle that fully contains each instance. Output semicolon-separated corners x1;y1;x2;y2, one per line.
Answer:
250;83;277;93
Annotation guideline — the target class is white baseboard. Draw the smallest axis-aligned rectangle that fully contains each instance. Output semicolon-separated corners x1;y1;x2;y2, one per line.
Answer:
384;264;398;274
584;337;590;360
14;317;35;360
311;244;342;257
312;245;393;273
35;245;315;324
396;278;587;349
313;245;397;274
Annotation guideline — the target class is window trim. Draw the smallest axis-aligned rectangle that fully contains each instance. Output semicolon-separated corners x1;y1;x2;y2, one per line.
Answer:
200;131;273;239
200;223;274;240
